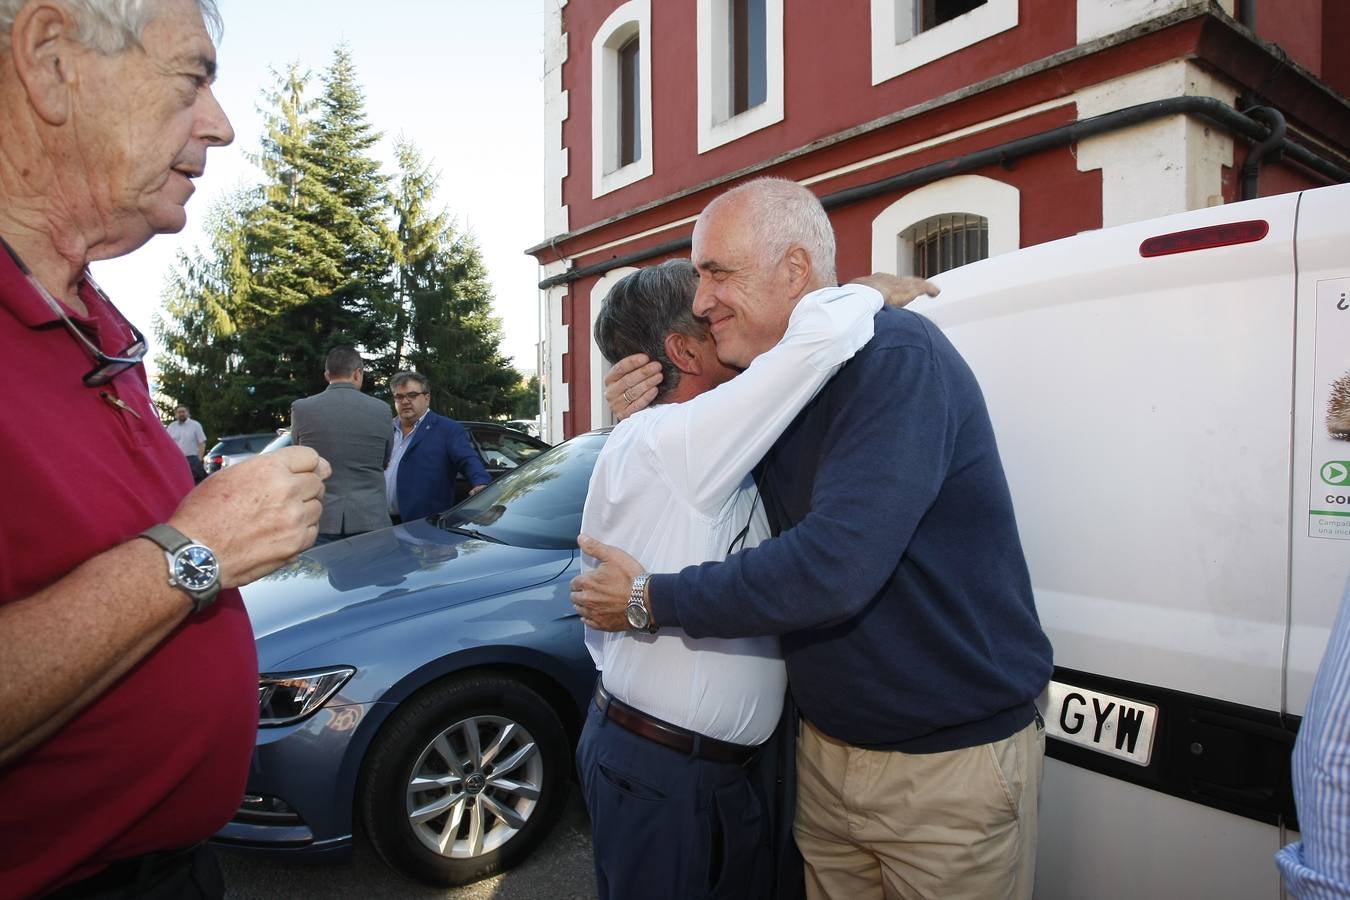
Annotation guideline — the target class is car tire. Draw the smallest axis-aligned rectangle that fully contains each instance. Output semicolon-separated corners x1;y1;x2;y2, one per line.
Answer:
358;674;570;887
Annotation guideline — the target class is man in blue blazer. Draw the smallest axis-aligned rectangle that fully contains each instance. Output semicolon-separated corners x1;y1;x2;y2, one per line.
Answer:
385;371;491;523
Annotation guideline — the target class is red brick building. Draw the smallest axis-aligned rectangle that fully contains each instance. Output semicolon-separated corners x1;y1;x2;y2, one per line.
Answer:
528;0;1350;441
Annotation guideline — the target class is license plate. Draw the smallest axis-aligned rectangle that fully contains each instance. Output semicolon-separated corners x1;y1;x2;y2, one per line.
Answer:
1042;681;1159;767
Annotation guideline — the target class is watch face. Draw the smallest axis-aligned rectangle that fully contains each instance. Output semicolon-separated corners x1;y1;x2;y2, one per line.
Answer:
626;602;649;630
174;545;219;592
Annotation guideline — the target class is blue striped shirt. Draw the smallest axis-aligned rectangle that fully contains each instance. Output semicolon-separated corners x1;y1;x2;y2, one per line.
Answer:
1278;575;1350;898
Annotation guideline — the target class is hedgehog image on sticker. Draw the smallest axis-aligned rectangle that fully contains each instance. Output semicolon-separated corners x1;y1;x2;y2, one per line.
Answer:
1330;369;1350;441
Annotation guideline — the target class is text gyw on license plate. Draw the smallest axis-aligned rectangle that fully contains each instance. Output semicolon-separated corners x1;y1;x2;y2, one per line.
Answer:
1042;681;1158;766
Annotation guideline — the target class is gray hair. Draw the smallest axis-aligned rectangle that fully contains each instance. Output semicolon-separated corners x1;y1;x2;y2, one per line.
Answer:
593;260;704;403
0;0;222;53
391;371;430;393
713;177;837;285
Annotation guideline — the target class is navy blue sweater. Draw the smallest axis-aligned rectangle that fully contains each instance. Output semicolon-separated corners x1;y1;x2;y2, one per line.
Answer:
648;307;1053;752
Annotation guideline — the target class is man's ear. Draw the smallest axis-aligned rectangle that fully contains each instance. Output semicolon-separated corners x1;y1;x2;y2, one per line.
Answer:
663;332;702;376
10;2;78;126
783;245;813;297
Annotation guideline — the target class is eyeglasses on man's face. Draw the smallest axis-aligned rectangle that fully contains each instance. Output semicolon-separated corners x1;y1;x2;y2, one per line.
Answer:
393;391;429;403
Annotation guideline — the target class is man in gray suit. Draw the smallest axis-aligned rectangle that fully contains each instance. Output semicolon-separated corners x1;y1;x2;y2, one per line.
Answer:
291;346;393;543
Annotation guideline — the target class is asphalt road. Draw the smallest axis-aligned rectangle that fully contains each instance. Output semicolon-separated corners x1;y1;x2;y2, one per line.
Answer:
219;786;596;900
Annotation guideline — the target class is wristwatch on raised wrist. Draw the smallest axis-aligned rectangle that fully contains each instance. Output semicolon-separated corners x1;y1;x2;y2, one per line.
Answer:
625;573;657;634
138;523;221;614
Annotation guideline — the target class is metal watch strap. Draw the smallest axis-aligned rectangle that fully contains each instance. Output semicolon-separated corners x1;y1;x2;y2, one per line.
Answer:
138;523;219;614
628;573;656;634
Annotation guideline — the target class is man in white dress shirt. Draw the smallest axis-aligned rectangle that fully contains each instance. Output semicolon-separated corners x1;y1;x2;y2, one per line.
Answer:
577;256;910;899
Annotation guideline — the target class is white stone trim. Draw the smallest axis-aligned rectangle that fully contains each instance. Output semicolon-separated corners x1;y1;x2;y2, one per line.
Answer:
544;0;570;237
696;0;785;153
1074;60;1237;227
588;267;640;430
542;262;570;443
591;0;653;198
869;175;1020;274
1077;0;1231;44
870;0;1017;86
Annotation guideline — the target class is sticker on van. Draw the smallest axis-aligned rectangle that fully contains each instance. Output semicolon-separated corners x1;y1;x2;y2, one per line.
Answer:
1309;277;1350;540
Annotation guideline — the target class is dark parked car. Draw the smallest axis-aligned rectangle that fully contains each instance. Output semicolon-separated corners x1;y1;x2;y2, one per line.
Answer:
204;432;279;474
214;431;606;886
262;421;549;505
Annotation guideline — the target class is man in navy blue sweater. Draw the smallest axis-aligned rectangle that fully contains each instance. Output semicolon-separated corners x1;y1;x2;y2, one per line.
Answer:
573;177;1053;900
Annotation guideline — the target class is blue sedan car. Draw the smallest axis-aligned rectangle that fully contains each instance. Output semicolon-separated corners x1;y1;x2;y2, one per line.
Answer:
215;431;606;886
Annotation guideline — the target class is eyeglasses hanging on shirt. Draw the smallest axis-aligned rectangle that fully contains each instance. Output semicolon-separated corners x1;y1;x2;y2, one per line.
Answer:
0;236;147;387
727;470;765;556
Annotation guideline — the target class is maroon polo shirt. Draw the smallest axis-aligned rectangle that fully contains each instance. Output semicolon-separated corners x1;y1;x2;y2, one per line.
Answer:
0;250;258;896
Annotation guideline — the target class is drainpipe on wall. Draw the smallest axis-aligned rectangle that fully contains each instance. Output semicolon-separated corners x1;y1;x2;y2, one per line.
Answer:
1240;106;1286;200
538;96;1350;290
1238;0;1256;30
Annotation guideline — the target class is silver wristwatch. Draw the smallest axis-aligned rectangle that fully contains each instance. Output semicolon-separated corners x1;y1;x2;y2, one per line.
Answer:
625;573;657;634
139;523;221;614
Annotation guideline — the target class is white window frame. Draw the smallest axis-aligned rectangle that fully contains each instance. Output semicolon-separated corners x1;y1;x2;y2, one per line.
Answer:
870;0;1017;86
696;0;784;154
589;267;640;429
869;175;1020;275
591;0;653;198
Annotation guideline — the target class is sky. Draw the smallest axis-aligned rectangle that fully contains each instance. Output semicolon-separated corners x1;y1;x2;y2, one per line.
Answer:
91;0;550;377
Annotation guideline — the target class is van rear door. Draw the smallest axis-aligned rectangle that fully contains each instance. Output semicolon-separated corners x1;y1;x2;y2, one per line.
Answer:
920;189;1311;900
1288;183;1350;715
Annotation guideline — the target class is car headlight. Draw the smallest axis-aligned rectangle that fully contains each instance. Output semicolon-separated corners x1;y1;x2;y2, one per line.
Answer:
257;667;355;727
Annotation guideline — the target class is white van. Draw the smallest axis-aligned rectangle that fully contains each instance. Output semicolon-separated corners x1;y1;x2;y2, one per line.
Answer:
917;182;1350;899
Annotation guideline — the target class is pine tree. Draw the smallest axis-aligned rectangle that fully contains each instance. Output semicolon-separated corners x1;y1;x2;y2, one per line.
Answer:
153;189;272;435
308;45;398;381
391;140;451;373
389;143;521;420
157;46;528;435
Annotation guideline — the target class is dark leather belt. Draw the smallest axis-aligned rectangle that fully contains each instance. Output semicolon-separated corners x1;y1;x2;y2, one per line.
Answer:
594;681;758;766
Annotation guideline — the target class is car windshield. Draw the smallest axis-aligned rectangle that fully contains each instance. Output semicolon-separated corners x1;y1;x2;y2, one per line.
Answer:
437;431;606;551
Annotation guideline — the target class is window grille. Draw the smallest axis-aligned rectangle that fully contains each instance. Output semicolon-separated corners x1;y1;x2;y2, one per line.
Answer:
905;213;989;277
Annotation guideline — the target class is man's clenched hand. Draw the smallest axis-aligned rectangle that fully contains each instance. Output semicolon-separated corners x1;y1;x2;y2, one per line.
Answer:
168;446;331;588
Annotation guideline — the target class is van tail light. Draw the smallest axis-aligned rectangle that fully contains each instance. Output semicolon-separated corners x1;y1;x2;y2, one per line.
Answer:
1139;220;1269;257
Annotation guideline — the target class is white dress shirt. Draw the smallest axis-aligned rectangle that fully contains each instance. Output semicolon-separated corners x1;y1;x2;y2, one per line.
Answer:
581;284;882;745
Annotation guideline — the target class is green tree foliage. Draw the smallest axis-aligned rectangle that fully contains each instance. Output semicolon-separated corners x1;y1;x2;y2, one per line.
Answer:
392;141;523;421
156;47;525;438
504;374;541;420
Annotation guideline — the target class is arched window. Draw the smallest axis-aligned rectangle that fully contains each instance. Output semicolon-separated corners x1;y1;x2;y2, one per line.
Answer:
696;0;784;152
592;1;653;197
870;175;1019;275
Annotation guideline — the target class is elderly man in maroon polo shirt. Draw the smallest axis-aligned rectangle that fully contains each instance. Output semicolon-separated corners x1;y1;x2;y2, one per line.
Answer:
0;1;331;896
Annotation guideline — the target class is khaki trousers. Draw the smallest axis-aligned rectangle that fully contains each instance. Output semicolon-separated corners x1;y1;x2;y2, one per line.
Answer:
794;716;1044;900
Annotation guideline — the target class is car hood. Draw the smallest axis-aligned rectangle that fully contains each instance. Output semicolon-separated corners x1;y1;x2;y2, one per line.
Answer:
242;518;575;664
